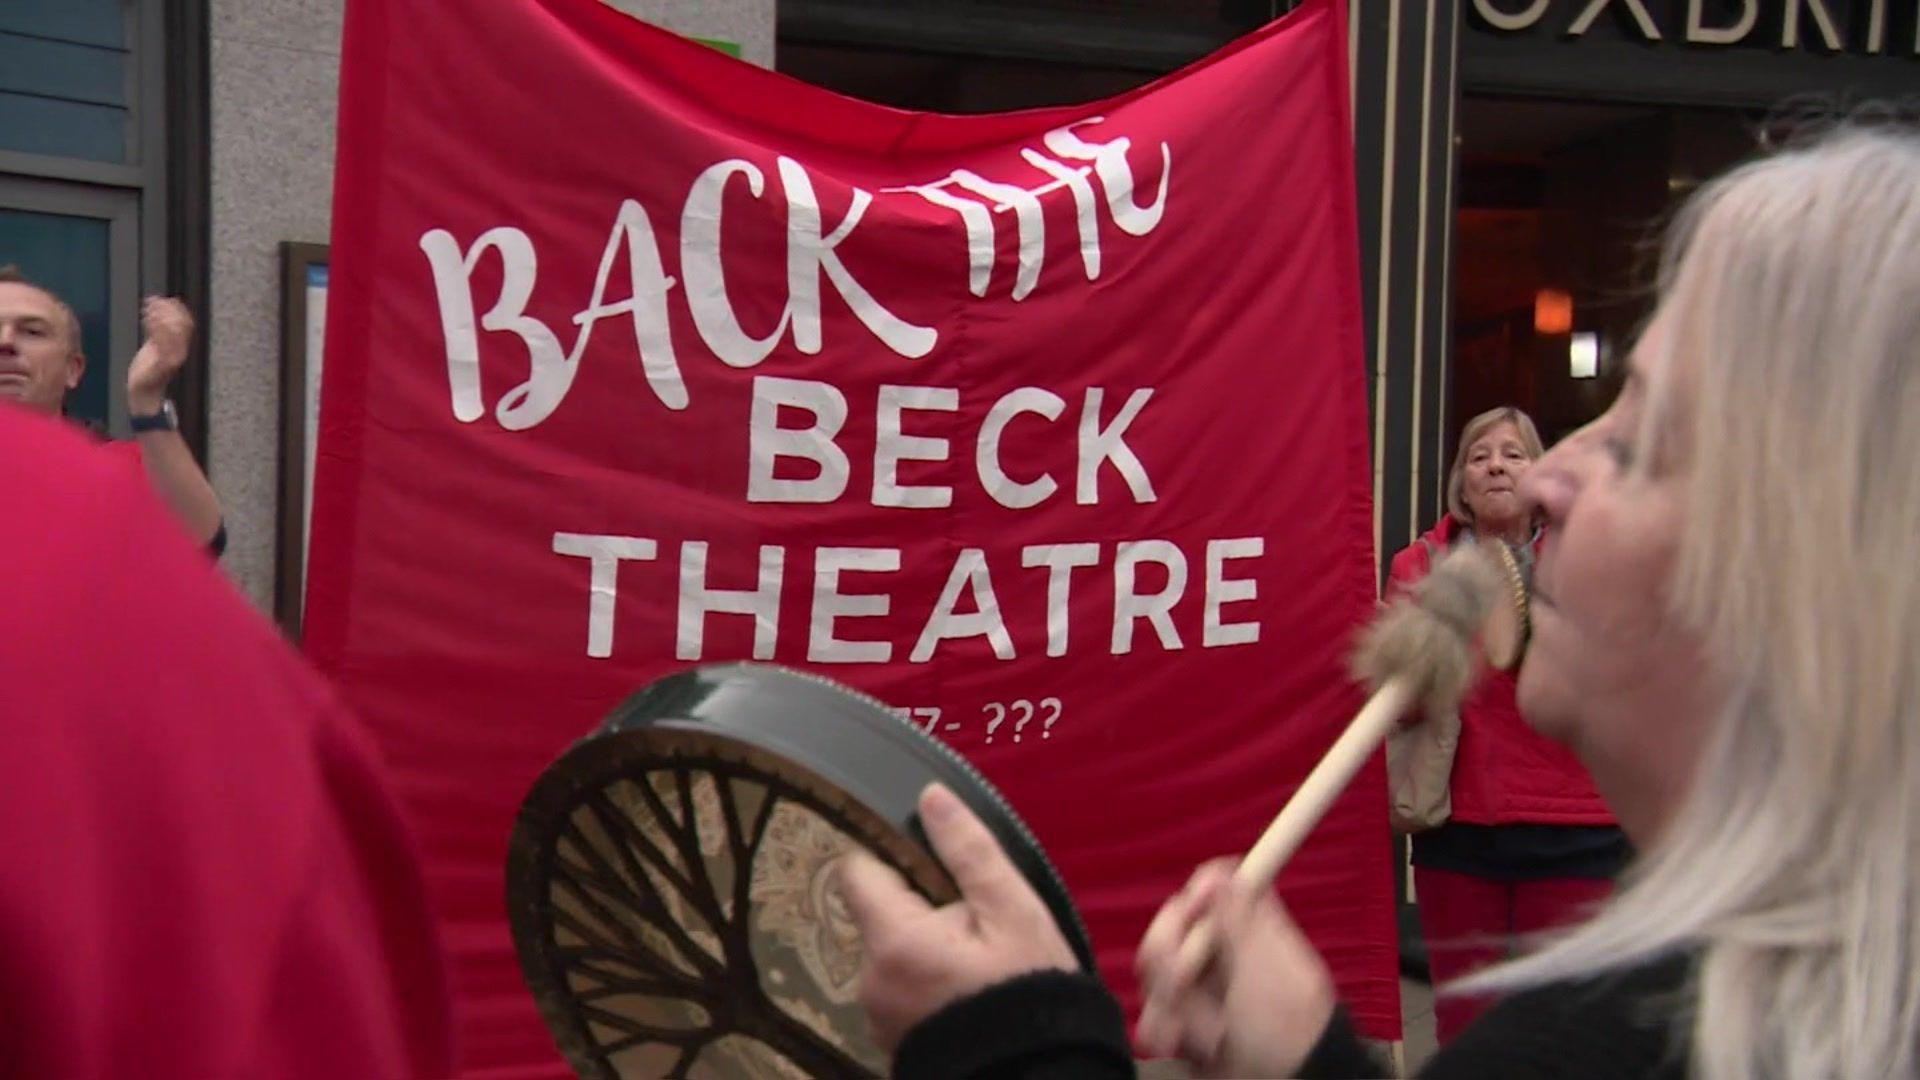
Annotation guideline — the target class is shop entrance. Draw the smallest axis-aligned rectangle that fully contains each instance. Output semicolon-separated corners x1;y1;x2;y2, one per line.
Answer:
1451;99;1754;455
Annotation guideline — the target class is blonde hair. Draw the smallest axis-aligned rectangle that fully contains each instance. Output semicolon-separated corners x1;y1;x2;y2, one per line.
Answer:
1463;127;1920;1078
1444;405;1545;526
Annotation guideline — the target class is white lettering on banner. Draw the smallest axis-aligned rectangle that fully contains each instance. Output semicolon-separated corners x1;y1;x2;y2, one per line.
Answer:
1203;537;1265;646
677;542;785;660
778;158;938;360
748;377;1156;508
552;532;658;658
809;547;900;663
873;385;959;508
560;535;1265;662
682;160;793;368
421;227;575;429
422;156;939;426
747;377;851;503
910;548;1016;663
1078;388;1158;505
1112;540;1187;654
950;171;1047;301
979;388;1067;509
1022;542;1101;657
888;117;1168;301
1045;118;1170;236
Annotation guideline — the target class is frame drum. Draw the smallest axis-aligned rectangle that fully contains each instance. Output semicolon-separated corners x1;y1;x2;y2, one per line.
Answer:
506;663;1096;1078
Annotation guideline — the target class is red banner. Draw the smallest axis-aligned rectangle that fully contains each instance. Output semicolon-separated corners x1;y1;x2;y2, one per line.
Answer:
311;0;1394;1072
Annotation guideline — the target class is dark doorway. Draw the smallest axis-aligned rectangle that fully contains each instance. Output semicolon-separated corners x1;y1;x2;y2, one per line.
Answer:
1452;98;1755;455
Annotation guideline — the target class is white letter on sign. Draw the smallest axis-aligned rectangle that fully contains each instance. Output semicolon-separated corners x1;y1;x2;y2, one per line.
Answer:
749;377;850;503
809;547;900;663
1684;0;1756;44
1204;537;1265;647
1112;540;1186;654
683;160;793;369
1567;0;1663;38
552;532;658;658
779;157;938;360
1077;388;1157;505
677;542;785;661
571;199;686;410
979;388;1065;510
873;385;958;508
421;226;576;430
1043;118;1170;237
1023;543;1100;657
911;549;1016;662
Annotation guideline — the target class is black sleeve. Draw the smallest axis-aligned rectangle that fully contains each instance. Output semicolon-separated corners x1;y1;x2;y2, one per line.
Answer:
892;970;1136;1080
1296;1008;1392;1078
1416;958;1691;1080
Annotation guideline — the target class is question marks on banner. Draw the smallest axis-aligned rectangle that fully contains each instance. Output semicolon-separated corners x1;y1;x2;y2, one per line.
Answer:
1010;700;1034;742
983;702;1006;743
976;698;1064;744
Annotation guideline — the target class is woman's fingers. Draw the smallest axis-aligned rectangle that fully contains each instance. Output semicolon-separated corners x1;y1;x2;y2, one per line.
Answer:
917;784;1039;923
839;849;930;950
1138;859;1236;992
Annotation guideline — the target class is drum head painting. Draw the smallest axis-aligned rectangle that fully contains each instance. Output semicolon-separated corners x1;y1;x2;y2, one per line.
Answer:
506;663;1095;1078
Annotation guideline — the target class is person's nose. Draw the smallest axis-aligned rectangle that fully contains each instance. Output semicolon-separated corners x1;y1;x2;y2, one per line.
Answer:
1519;440;1582;525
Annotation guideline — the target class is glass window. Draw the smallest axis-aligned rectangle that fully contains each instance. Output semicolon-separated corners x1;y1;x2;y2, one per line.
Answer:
0;207;114;430
0;1;131;163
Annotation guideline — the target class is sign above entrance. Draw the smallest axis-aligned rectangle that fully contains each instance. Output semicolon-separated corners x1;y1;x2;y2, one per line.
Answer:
1471;0;1915;54
1464;0;1918;106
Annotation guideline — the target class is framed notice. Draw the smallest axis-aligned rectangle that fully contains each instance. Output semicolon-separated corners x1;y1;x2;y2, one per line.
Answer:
276;242;329;638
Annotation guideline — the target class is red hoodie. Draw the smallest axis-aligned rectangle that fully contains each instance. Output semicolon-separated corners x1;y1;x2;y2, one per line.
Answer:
1387;515;1614;826
0;407;455;1078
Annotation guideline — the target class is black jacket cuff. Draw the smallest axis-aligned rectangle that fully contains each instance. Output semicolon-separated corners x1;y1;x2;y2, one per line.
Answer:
1297;1007;1389;1078
893;968;1134;1079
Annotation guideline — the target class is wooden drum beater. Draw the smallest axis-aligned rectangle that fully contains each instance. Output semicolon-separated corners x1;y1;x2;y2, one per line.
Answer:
1179;540;1530;964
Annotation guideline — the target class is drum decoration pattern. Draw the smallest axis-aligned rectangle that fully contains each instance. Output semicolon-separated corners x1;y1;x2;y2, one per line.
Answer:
507;664;1096;1078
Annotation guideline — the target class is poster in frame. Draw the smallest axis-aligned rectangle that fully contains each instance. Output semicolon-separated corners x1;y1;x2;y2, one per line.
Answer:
276;241;329;638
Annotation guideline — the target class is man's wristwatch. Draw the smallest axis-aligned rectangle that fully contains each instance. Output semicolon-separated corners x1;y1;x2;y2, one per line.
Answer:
128;399;178;434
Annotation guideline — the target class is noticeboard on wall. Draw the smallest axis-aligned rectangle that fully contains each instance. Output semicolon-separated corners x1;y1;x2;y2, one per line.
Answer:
276;241;328;638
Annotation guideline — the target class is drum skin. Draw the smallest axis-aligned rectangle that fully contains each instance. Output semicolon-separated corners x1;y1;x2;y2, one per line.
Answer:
506;663;1095;1079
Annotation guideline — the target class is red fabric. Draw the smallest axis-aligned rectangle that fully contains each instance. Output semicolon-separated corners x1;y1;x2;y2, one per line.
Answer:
1415;866;1613;1042
1387;516;1614;825
100;437;142;467
313;0;1396;1070
0;406;455;1078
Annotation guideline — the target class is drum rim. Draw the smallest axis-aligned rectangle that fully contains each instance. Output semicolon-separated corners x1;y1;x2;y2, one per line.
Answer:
506;662;1097;1077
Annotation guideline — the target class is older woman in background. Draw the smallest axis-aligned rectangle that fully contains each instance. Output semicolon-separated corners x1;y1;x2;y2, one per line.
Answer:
1388;405;1623;1043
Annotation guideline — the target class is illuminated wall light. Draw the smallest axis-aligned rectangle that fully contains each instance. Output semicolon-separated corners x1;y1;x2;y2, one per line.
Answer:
1570;331;1600;380
1535;288;1573;335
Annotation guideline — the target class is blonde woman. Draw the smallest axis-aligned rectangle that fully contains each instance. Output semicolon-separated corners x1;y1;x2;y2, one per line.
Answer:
841;125;1920;1079
1387;405;1622;1044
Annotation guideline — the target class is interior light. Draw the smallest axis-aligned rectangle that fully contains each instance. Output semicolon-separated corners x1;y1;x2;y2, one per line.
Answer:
1570;332;1599;379
1534;289;1573;335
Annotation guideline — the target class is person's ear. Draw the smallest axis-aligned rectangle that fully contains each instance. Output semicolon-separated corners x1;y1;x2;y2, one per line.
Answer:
64;349;84;392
